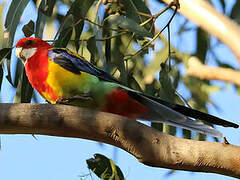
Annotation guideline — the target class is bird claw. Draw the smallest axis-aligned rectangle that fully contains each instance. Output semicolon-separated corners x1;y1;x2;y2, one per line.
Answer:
56;95;93;104
56;97;71;104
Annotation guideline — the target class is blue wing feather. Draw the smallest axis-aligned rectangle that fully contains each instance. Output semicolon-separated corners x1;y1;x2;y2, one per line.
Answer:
48;48;120;83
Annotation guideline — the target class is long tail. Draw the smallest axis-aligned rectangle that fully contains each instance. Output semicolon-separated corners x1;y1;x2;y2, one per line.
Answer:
127;91;239;138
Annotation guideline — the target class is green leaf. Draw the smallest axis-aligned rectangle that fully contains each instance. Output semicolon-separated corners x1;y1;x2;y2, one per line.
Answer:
195;133;206;141
0;48;12;64
6;58;13;86
182;129;191;139
4;0;29;86
22;20;35;37
93;16;105;65
196;28;209;62
67;0;95;51
0;48;13;86
230;0;240;24
151;122;163;132
163;124;176;136
105;15;153;38
13;60;24;88
39;0;56;17
127;73;142;92
54;14;74;47
4;0;30;47
87;36;97;64
87;154;125;180
35;0;49;38
121;0;154;35
14;68;33;103
159;64;176;102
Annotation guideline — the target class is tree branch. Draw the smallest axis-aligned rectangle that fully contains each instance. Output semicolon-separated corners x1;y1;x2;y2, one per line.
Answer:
187;56;240;85
1;103;240;178
162;0;240;62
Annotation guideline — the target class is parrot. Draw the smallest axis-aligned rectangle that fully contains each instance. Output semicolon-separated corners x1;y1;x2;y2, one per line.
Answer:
15;37;238;138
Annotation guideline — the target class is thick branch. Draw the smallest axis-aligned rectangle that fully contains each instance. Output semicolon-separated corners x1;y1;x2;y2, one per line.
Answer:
0;103;240;178
162;0;240;62
187;56;240;85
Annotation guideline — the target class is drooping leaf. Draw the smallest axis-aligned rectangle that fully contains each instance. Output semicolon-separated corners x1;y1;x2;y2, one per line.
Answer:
105;15;153;38
38;0;56;17
151;122;163;132
182;129;191;139
163;124;176;136
87;154;125;180
14;68;33;103
54;14;74;47
5;58;13;86
4;0;30;47
159;64;176;102
87;36;97;64
4;0;29;86
230;0;240;24
13;60;24;88
0;48;12;86
35;0;49;38
196;28;209;63
0;48;12;64
195;133;206;141
93;16;105;65
67;0;95;51
121;0;154;35
22;20;35;37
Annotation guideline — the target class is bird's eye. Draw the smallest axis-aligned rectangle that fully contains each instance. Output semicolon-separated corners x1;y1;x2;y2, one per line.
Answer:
25;39;34;46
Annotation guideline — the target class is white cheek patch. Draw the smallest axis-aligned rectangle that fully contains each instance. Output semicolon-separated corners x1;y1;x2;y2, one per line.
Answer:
21;48;37;59
16;47;37;64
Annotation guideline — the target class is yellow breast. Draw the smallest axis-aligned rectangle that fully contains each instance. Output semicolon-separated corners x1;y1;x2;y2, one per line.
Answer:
42;59;99;102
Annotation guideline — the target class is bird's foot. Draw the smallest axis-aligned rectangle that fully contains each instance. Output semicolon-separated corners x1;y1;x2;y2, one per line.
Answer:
56;95;93;104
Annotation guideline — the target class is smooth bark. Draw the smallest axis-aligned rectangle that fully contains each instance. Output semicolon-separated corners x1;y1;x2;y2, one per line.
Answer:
0;103;240;178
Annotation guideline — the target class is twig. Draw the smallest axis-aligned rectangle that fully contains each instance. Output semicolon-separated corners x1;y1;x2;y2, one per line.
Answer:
187;56;240;85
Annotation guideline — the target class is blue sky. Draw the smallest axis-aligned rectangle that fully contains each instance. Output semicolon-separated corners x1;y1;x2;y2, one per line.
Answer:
0;0;239;180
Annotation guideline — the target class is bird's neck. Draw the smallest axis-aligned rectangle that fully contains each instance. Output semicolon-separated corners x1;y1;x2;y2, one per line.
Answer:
25;47;53;100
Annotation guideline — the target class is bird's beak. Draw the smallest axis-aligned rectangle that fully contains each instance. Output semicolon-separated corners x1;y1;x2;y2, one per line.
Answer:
15;47;22;59
15;47;26;64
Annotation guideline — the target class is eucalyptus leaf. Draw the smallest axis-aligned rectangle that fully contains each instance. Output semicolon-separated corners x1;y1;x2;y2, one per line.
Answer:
87;154;125;180
196;28;209;62
0;48;12;86
230;0;240;24
22;20;35;37
0;48;12;64
121;0;154;35
39;0;56;17
14;68;33;103
87;36;97;64
35;0;48;39
13;60;24;88
93;16;105;65
67;0;95;51
54;14;74;47
4;0;29;86
105;15;153;38
4;0;30;47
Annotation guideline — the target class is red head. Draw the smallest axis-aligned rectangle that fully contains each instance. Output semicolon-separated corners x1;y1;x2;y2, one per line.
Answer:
16;37;52;63
16;37;52;49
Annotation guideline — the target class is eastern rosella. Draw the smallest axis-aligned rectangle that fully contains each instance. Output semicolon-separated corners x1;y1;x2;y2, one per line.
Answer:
15;37;238;137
